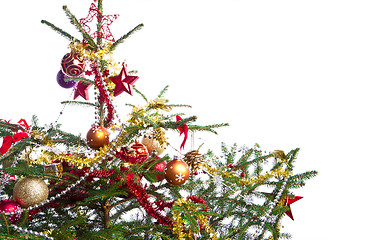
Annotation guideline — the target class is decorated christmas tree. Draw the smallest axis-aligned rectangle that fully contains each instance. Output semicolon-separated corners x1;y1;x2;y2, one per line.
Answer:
0;1;317;239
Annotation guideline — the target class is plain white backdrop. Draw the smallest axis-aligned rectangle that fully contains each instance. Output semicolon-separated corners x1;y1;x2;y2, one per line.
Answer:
1;0;374;239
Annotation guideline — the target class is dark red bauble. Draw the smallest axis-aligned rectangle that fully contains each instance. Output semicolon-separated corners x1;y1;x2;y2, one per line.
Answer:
61;52;85;77
164;158;190;185
0;199;22;223
86;125;110;150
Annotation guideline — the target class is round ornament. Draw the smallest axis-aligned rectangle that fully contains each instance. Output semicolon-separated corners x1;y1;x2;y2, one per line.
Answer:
86;125;110;150
129;142;149;157
164;158;190;185
121;142;149;164
141;134;166;156
56;70;77;88
0;199;22;223
153;159;167;181
61;52;85;77
13;177;49;208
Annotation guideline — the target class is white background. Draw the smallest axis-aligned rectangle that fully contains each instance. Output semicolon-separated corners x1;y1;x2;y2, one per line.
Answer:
1;0;374;239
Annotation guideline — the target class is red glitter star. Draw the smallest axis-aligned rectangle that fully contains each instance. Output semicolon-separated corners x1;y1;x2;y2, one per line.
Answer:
109;64;139;97
79;3;119;42
74;82;91;100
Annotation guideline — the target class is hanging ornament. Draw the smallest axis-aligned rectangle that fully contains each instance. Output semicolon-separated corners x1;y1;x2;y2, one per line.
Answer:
153;159;167;181
56;70;77;88
13;177;49;208
120;142;149;164
109;64;139;96
183;150;203;173
61;52;85;77
44;162;63;177
74;81;91;100
283;195;303;220
164;157;190;185
0;199;22;223
86;125;110;150
141;133;166;156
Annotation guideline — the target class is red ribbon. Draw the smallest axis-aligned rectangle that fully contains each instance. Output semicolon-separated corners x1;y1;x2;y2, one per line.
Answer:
0;132;29;156
176;115;188;150
0;119;30;156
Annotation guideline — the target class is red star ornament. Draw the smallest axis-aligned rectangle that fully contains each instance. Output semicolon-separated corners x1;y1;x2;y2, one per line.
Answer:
79;3;119;42
74;82;91;100
109;64;139;97
284;196;303;220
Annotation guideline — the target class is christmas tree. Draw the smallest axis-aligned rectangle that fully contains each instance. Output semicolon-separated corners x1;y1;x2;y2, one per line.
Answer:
0;1;317;239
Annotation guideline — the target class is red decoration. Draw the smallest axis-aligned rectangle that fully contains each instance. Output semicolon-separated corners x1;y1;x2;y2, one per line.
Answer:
126;177;173;226
0;199;22;223
0;132;29;156
91;62;115;126
153;160;167;181
0;119;30;155
284;196;303;220
74;82;91;100
61;52;85;77
79;3;119;42
109;64;139;96
176;115;188;150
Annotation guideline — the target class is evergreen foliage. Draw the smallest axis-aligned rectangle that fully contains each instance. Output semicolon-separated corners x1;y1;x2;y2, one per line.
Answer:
0;1;316;239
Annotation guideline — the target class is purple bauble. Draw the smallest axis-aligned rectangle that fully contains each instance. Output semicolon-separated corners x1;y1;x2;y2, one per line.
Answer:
0;199;21;223
57;70;77;88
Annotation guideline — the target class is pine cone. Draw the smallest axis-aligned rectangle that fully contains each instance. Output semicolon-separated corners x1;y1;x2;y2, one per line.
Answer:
183;150;203;173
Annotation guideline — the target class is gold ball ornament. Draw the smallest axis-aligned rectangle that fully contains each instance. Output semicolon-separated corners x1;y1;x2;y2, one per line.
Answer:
164;158;190;185
13;177;49;208
86;125;110;150
141;134;166;156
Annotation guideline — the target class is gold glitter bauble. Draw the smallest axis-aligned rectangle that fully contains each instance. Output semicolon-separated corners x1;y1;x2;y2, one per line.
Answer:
13;177;49;208
141;134;166;156
164;158;190;185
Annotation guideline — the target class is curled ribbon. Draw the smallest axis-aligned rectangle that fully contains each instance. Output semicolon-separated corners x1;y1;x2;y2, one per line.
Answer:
0;119;30;156
176;115;188;150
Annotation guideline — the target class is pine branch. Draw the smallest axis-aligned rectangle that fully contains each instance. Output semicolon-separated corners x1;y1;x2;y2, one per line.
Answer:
62;5;98;49
110;23;144;51
61;101;97;108
41;20;79;42
158;85;169;98
65;77;95;85
133;86;148;102
189;123;229;134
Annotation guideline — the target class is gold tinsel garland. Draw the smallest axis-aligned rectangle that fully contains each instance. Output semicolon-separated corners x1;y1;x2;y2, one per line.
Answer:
172;198;217;240
202;163;289;187
29;125;129;168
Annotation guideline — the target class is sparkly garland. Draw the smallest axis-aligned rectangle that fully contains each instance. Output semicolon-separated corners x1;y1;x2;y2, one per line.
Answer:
202;162;289;187
171;197;217;240
91;61;115;126
126;177;173;226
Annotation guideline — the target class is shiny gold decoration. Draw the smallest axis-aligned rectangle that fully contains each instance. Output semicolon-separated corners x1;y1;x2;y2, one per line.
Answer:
86;125;110;150
164;158;190;185
13;177;49;208
141;132;166;156
183;150;203;173
172;198;217;240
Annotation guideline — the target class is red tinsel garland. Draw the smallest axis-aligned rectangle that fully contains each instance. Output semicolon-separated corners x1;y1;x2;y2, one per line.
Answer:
91;62;115;127
126;177;173;226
